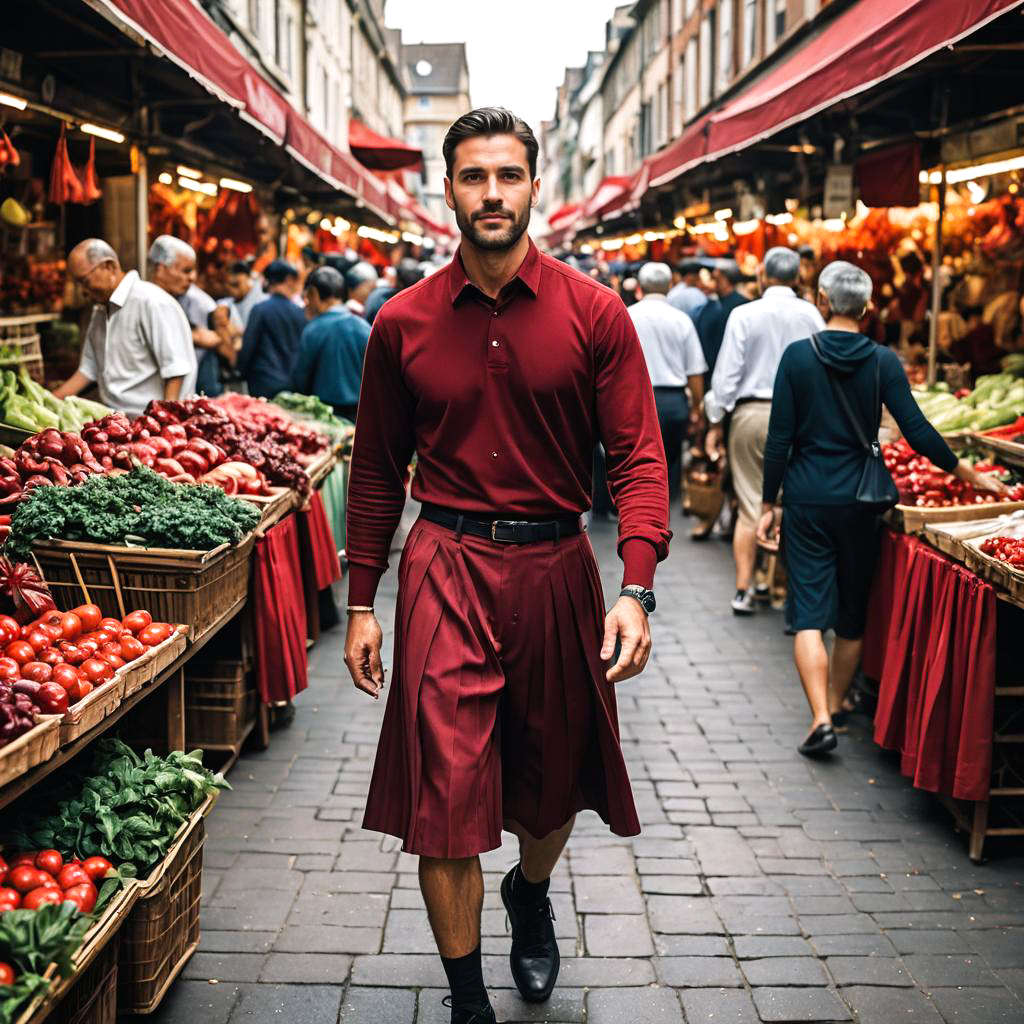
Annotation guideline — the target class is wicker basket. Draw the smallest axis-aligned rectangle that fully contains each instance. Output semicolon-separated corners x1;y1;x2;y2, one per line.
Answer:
242;486;295;529
117;800;211;1014
0;315;46;383
119;627;188;698
185;661;257;750
49;933;118;1024
892;500;1024;534
0;715;60;787
59;679;121;744
32;533;256;643
683;469;725;521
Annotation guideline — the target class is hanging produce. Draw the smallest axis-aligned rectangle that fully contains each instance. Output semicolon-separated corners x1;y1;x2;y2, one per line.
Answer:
47;125;83;206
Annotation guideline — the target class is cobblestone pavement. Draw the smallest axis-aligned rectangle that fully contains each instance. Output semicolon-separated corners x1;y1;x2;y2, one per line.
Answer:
140;507;1024;1024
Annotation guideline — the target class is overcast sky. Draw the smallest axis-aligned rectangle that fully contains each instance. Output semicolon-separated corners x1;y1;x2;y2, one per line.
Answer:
383;0;624;133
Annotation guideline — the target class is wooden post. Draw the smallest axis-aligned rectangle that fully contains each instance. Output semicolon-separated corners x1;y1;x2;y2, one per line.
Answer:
166;666;185;752
927;166;946;388
969;798;989;863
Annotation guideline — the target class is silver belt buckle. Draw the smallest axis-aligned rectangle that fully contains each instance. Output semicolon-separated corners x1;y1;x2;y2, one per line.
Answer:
491;519;526;542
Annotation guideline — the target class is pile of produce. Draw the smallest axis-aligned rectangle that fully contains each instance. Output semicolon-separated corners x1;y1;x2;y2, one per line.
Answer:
0;430;104;506
882;441;1024;507
0;370;108;436
0;851;114;915
7;738;227;875
274;391;355;451
978;535;1024;570
4;466;261;558
211;393;328;458
78;412;270;494
976;414;1024;447
915;374;1024;434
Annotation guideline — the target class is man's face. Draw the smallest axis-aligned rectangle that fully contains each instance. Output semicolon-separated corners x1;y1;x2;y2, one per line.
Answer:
713;270;731;295
226;272;251;301
154;254;196;297
444;134;538;252
70;257;120;304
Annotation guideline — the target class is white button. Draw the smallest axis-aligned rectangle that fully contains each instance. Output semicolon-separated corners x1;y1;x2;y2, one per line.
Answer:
492;310;498;317
491;451;498;458
491;340;499;347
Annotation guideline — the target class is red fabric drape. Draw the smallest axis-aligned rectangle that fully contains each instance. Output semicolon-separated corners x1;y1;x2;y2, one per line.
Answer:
297;491;342;592
864;532;996;801
250;516;308;703
856;143;921;208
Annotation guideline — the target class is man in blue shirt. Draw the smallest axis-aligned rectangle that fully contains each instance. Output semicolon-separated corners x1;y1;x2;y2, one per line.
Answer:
238;260;306;399
292;266;371;421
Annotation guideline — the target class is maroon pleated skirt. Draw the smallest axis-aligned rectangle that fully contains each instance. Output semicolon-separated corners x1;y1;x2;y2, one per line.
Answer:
362;516;640;858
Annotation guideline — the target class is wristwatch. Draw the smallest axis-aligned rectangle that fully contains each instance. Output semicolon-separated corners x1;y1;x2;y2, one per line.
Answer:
620;585;656;614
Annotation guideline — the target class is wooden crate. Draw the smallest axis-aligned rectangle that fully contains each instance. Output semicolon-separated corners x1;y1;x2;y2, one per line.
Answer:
119;626;188;698
0;314;49;383
241;486;294;529
117;800;212;1014
0;715;59;787
32;533;255;643
49;933;117;1024
891;500;1024;534
59;678;121;744
184;661;257;751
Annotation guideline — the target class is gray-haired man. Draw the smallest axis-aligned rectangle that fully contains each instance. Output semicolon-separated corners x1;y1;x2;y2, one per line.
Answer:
705;247;825;615
344;261;379;317
55;238;196;416
628;262;708;501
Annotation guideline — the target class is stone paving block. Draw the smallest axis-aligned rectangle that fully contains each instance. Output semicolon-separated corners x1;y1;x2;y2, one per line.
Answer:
583;913;655;956
654;955;743;987
799;914;882;935
273;924;382;954
227;983;342;1023
182;952;265;983
139;979;240;1023
287;891;389;930
568;845;634;875
654;935;731;957
928;986;1024;1024
965;927;1024;968
573;874;645;913
707;876;784;896
259;953;352;984
557;957;656;987
741;956;830;987
887;930;971;954
198;931;275;954
687;826;761;876
840;985;944;1023
679;988;761;1023
339;985;416;1023
647;895;725;935
733;936;814;959
902;953;1004;988
751;986;852;1021
640;874;704;896
586;987;683;1023
636;857;700;875
351;954;446;987
809;934;897;958
825;956;912;987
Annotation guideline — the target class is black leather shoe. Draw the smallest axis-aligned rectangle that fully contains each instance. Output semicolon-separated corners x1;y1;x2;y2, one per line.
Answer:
500;867;559;1003
798;724;838;757
443;996;496;1024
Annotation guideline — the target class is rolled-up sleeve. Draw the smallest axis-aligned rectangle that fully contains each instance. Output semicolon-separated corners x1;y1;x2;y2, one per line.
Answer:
707;313;748;422
145;299;197;381
594;300;672;587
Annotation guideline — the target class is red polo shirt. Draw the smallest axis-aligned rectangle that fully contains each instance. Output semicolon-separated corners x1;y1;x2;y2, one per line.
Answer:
346;240;671;605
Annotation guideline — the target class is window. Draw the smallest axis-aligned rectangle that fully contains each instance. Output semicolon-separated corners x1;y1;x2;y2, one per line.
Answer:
684;37;697;121
418;95;431;109
718;0;733;93
766;0;786;49
685;0;697;16
638;101;651;158
658;81;669;146
673;0;684;32
743;0;758;67
322;67;329;132
699;12;714;107
248;0;261;36
674;52;685;128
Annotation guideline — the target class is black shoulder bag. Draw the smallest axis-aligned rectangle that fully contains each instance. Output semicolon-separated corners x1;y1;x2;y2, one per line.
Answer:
808;334;899;509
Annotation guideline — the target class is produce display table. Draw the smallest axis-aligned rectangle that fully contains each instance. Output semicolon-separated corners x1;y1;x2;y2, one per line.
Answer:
863;528;1024;860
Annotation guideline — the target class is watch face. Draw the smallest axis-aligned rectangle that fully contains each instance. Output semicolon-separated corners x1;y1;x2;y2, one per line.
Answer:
642;591;656;613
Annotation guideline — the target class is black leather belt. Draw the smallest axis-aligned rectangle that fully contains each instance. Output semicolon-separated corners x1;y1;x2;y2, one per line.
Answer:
419;503;583;544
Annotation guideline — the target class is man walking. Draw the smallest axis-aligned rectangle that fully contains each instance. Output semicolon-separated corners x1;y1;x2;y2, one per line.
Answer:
705;247;824;615
237;259;306;398
628;261;707;502
667;258;709;320
292;266;370;422
345;107;670;1024
696;259;750;375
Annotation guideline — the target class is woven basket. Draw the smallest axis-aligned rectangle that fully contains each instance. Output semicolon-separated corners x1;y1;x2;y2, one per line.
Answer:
59;679;121;744
683;471;725;521
119;627;188;698
32;534;255;643
50;933;118;1024
0;715;60;787
185;661;257;750
117;803;209;1014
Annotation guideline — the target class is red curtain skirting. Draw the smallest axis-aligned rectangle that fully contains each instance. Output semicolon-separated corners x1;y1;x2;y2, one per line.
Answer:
863;531;996;801
251;515;308;703
297;491;342;591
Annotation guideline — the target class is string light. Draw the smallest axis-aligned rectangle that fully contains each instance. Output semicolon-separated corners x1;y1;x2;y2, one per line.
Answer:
81;123;124;144
219;177;253;193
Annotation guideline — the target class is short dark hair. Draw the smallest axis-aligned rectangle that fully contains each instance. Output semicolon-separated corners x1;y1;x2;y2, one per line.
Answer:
227;260;250;277
395;258;423;291
443;107;538;180
677;259;704;276
264;259;298;286
305;266;346;302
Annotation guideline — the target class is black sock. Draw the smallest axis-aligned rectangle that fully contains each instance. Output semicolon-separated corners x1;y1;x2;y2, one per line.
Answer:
440;945;489;1011
512;862;550;905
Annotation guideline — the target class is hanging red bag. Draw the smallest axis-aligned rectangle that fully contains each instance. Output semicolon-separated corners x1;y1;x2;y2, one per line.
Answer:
1;130;19;168
48;124;83;204
75;137;101;204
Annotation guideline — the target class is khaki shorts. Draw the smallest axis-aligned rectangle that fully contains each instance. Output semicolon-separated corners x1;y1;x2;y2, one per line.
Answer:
729;401;772;527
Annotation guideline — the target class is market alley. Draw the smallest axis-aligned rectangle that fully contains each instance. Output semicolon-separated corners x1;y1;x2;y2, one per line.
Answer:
140;508;1024;1024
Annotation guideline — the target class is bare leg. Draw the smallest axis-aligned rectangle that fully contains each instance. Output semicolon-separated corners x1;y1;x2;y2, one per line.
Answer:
794;630;831;731
733;520;757;592
419;856;484;958
828;636;863;715
506;815;575;882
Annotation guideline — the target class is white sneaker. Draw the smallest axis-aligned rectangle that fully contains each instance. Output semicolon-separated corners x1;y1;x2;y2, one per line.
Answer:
731;590;756;616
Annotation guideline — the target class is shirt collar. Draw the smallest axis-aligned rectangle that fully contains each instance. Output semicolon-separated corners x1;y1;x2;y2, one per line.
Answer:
641;293;668;302
763;285;797;299
108;270;138;311
448;238;542;305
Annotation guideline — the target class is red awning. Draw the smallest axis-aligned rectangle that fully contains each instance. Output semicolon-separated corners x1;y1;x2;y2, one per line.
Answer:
349;119;423;172
87;0;394;222
546;201;582;230
648;0;1023;188
582;176;632;219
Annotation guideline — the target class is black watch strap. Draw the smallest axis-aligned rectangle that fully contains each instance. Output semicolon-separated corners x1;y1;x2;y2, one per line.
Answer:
620;585;656;614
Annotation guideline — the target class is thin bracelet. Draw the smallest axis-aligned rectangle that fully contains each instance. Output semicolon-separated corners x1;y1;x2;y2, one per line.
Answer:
346;605;374;614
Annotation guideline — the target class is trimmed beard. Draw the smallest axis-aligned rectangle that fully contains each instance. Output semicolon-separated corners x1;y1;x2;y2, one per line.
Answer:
455;202;531;252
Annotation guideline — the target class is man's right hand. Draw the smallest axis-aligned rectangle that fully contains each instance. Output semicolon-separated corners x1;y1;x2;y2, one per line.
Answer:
344;611;386;699
705;424;725;458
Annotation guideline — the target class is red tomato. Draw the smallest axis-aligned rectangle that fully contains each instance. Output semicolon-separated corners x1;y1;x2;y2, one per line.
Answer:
0;657;18;680
99;617;124;634
59;612;82;641
5;641;34;665
34;850;63;876
138;623;172;647
0;961;14;984
71;605;102;631
36;622;63;644
25;631;50;655
38;648;64;667
62;883;97;914
22;887;62;910
37;875;59;890
80;857;114;884
52;664;81;691
0;616;19;638
0;624;15;648
66;679;93;702
57;864;91;890
118;635;145;661
58;642;87;666
21;662;52;683
7;866;45;893
80;658;112;684
100;653;125;671
122;610;153;634
99;641;123;658
0;889;20;910
76;638;99;656
6;853;36;868
0;855;6;877
90;627;120;645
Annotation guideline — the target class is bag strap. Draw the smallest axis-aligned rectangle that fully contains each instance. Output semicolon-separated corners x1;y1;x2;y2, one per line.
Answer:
808;333;878;454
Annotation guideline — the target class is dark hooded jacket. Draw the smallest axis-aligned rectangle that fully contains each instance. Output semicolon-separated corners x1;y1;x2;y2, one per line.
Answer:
763;330;957;505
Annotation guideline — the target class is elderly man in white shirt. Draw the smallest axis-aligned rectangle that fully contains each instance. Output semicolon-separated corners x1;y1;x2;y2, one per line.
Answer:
628;261;708;503
705;246;825;615
55;239;197;417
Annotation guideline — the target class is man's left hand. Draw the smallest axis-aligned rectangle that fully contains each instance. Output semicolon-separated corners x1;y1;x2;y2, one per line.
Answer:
601;596;651;684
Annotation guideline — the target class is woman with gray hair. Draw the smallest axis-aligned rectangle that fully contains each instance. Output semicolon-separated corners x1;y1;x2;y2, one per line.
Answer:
757;261;1005;757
